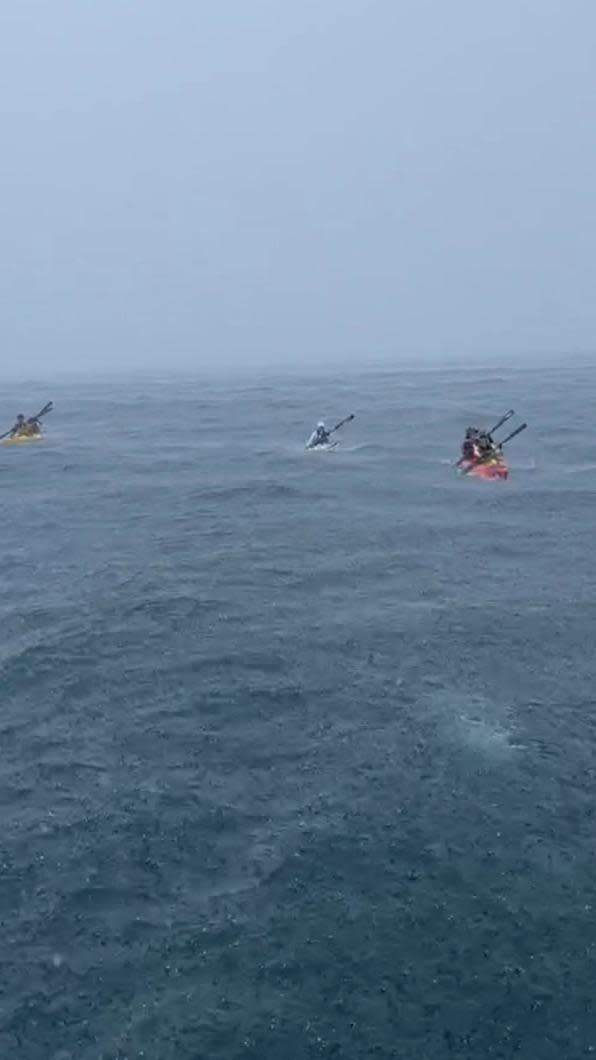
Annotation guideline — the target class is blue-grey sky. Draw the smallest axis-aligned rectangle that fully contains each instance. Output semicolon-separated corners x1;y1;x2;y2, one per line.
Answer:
1;0;594;373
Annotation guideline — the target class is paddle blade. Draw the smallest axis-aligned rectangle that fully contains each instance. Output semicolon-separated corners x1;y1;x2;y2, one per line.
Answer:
488;409;514;436
331;414;354;433
498;422;527;447
31;401;53;422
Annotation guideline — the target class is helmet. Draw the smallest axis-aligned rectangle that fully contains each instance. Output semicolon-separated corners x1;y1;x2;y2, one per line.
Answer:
465;427;478;438
317;421;325;429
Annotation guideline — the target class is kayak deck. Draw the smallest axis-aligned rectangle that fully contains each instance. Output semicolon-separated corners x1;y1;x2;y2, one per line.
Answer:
1;432;43;446
306;441;339;452
459;457;509;480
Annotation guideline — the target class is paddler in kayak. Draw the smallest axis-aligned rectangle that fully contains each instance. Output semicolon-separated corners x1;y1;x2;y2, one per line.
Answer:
305;414;355;450
456;411;526;476
475;431;497;460
458;426;497;465
9;414;42;438
460;427;479;462
8;414;28;437
306;421;332;449
1;401;53;442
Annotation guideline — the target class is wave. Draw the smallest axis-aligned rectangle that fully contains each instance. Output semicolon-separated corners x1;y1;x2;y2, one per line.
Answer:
191;481;303;502
562;462;596;474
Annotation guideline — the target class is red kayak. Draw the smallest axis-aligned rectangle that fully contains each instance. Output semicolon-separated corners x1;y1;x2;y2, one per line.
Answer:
458;456;509;480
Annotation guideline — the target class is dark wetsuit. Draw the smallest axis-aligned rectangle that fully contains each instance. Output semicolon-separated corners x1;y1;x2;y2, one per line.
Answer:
475;434;495;459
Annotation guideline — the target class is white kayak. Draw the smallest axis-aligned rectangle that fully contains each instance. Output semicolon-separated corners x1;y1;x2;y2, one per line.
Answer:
305;440;339;452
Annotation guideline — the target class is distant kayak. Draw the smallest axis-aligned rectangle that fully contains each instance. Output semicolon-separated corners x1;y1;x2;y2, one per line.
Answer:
1;431;43;447
0;402;52;447
458;455;509;480
456;414;526;481
305;414;354;451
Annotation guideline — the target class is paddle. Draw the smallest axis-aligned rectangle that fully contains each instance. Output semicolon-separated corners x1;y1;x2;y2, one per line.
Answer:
330;414;354;435
0;401;53;440
487;409;514;439
497;422;527;448
29;401;53;423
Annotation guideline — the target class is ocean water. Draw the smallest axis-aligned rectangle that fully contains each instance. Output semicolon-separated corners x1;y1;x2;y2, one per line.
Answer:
1;362;595;1060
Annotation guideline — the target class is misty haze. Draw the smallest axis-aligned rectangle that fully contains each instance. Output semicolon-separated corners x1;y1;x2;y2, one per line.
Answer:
1;0;594;374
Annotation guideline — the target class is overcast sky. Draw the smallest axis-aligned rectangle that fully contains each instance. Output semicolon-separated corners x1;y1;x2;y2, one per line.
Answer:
1;0;594;373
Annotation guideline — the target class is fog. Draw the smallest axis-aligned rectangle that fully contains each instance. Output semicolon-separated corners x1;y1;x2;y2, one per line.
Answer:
1;0;594;375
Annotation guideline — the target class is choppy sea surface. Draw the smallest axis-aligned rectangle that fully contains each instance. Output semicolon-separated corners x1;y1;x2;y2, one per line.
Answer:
1;362;595;1060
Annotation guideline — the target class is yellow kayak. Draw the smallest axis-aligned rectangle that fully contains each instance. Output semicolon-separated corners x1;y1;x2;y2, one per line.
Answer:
1;432;43;446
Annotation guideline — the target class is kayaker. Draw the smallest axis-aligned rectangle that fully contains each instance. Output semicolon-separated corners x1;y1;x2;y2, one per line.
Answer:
459;426;497;463
307;422;331;448
460;438;477;461
9;414;27;437
459;428;480;462
475;432;497;460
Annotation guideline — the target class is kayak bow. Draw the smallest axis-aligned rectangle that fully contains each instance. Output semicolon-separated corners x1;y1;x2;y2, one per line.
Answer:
458;456;509;480
1;431;43;447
